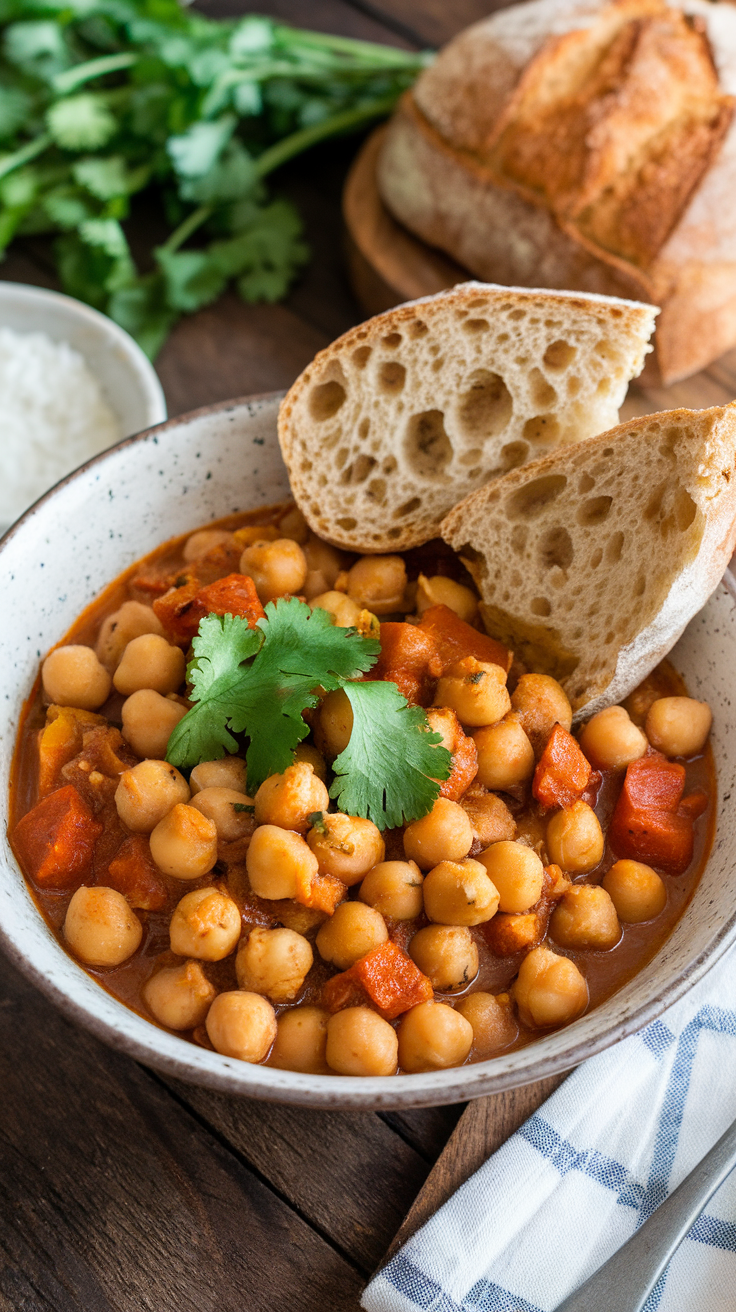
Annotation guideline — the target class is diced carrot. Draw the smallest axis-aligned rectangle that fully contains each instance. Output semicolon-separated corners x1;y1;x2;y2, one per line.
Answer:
352;941;434;1019
483;910;547;956
365;622;443;706
154;572;265;643
12;784;103;889
533;723;592;809
418;604;511;674
296;871;347;915
609;754;701;874
678;790;708;821
106;835;168;910
430;708;479;800
322;971;367;1013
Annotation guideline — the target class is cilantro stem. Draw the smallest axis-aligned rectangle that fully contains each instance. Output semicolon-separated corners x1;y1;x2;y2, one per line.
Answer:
0;132;52;182
160;203;213;254
53;52;138;94
277;27;433;68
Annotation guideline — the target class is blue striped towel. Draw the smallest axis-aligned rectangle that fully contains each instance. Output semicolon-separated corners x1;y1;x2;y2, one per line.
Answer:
362;945;736;1312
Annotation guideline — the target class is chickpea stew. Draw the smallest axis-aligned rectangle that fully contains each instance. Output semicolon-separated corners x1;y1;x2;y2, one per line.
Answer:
9;502;715;1078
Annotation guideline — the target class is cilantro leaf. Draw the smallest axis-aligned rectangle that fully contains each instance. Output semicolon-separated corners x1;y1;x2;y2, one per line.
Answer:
47;94;117;151
167;612;263;766
331;681;452;830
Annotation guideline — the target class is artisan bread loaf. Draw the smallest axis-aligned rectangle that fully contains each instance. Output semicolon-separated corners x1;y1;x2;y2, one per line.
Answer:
440;402;736;714
377;0;736;385
277;283;655;553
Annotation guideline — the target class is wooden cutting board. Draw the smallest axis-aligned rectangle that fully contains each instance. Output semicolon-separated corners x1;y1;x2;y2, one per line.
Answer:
346;123;736;1278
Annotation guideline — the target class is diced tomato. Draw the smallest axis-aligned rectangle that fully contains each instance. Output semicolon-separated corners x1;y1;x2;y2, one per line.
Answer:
418;604;510;674
533;723;591;809
609;754;702;874
365;622;443;706
106;835;168;910
154;572;265;643
296;871;347;915
12;784;103;889
352;941;433;1019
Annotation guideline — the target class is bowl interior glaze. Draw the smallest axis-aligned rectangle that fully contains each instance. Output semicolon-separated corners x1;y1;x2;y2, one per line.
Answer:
1;394;735;1110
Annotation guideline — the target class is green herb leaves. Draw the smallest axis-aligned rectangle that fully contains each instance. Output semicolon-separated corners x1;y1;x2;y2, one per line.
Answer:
0;1;431;354
166;600;451;828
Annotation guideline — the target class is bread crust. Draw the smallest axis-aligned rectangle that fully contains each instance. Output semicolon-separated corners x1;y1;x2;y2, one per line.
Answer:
378;0;736;384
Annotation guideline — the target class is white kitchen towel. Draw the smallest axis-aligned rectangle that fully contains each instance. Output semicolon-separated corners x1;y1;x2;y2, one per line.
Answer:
362;944;736;1312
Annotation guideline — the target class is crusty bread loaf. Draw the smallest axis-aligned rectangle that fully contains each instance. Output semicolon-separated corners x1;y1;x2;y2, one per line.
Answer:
440;402;736;715
377;0;736;386
277;283;656;553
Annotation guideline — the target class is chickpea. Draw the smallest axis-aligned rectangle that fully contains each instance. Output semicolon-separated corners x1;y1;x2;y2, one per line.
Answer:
234;523;279;550
115;759;190;833
476;841;544;913
315;901;388;970
345;554;406;615
645;697;712;759
317;688;354;755
236;926;313;1002
310;591;362;628
602;859;667;923
434;657;511;728
550;885;621;950
246;825;318;900
190;787;255;842
95;600;165;670
513;946;588;1029
269;1005;330;1073
398;1001;473;1072
183;528;233;562
254;761;329;833
578;705;647;770
462;791;515;847
359;861;424;920
456;992;518;1058
143;959;217;1030
189;757;248;795
415;574;478;623
546;801;604;874
326;1007;398;1076
239;538;307;604
307;812;385;886
403;797;474;870
303;534;344;590
277;505;309;544
42;644;112;710
169;886;241;960
64;885;142;967
149;803;218;880
423;859;499;926
274;754;316;798
205;991;277;1062
113;633;186;697
472;716;535;791
121;689;187;759
511;674;572;754
409;925;478;992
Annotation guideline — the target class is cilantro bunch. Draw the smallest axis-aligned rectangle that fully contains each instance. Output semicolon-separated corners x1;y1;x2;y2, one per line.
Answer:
0;0;431;356
166;600;452;830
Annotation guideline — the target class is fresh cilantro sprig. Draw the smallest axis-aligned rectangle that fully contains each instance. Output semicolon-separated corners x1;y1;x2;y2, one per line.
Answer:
166;600;452;829
0;1;432;355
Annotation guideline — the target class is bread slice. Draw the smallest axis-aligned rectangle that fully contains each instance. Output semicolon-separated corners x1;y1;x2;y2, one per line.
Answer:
440;403;736;715
277;283;656;553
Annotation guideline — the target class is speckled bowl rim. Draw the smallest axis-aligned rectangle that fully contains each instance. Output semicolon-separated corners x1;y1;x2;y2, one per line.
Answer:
1;392;735;1111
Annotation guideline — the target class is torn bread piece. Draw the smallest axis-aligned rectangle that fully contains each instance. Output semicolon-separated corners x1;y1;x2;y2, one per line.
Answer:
440;402;736;715
277;282;656;553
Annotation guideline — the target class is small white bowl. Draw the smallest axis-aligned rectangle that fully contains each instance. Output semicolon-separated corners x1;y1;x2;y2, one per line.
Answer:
1;395;735;1109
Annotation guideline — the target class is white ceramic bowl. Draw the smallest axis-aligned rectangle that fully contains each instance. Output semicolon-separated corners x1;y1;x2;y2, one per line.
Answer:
1;394;735;1109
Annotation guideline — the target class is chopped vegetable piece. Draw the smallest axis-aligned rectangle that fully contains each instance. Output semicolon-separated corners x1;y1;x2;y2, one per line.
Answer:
609;754;704;874
38;705;103;796
323;941;433;1019
154;572;265;643
12;784;102;889
106;834;168;911
331;681;452;830
296;871;347;916
431;709;479;800
533;723;592;809
419;604;510;674
365;622;442;706
483;909;548;956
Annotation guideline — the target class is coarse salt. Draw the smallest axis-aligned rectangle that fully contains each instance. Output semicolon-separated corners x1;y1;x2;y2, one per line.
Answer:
0;326;121;527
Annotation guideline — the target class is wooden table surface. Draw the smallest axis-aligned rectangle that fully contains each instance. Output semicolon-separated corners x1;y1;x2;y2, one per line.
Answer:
3;1;736;1308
